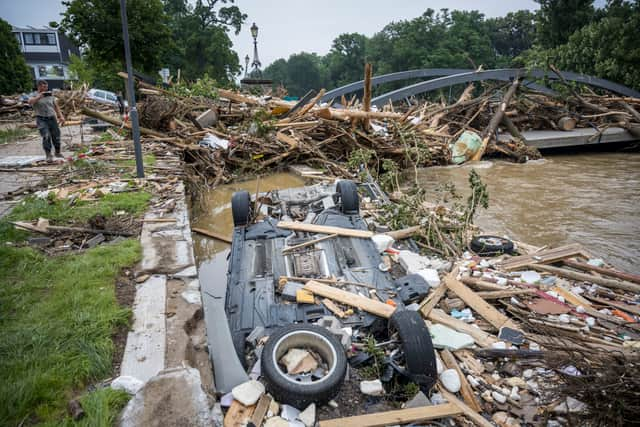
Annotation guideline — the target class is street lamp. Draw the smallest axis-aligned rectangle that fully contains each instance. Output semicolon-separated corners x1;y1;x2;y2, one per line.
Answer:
119;0;144;178
250;22;262;77
244;54;250;77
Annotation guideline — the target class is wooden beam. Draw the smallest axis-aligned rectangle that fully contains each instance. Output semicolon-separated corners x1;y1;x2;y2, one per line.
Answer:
191;227;232;243
282;233;337;254
362;63;372;129
498;243;584;271
562;259;640;284
318;403;463;427
248;394;271;427
277;221;373;239
303;280;396;318
384;225;421;240
427;309;499;348
80;107;167;138
529;264;640;293
223;400;255;427
419;284;448;318
440;349;482;412
444;274;520;331
437;387;493;427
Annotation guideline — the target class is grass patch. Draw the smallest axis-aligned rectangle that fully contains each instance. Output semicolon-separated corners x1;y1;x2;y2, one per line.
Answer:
0;239;141;425
0;191;151;243
0;127;33;144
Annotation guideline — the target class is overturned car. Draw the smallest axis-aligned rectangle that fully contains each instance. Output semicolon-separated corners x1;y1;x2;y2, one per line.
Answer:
202;180;438;408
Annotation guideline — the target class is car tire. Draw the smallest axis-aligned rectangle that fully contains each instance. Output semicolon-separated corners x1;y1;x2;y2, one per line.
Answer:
336;180;359;214
389;310;438;391
470;235;515;257
231;191;251;227
261;324;347;408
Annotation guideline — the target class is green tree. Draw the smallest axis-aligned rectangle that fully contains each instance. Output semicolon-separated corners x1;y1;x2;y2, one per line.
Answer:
535;0;595;48
487;10;536;65
0;18;32;94
324;33;367;87
264;53;325;97
58;0;171;90
161;0;246;85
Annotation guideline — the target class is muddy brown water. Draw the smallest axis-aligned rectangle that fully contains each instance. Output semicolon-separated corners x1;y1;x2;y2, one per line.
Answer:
192;153;640;276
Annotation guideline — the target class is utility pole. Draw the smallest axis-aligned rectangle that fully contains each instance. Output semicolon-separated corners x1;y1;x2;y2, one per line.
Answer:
119;0;144;178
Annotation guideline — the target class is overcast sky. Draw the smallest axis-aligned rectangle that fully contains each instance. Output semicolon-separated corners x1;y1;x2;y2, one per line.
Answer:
2;0;543;69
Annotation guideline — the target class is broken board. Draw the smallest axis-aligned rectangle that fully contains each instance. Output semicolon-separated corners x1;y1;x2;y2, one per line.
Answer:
304;280;396;318
319;402;462;427
277;221;374;239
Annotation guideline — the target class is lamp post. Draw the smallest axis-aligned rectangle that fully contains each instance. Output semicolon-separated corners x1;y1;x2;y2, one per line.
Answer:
250;22;262;77
244;54;250;77
119;0;144;178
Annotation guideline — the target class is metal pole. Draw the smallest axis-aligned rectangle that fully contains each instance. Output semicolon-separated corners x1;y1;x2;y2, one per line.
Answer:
120;0;144;178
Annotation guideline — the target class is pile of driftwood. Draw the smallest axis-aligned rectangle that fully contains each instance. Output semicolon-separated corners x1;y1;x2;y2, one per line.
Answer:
68;67;640;189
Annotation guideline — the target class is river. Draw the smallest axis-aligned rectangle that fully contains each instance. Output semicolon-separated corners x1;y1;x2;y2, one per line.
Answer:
192;152;640;274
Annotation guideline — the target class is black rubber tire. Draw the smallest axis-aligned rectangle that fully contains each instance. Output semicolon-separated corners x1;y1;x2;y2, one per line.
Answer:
336;180;359;214
261;324;347;408
470;235;515;257
231;191;251;227
389;310;438;391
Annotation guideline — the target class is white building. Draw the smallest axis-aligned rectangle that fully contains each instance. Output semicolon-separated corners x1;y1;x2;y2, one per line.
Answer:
12;26;81;89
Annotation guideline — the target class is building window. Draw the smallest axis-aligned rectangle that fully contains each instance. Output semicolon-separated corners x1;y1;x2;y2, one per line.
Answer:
23;32;57;46
38;65;65;78
14;32;22;45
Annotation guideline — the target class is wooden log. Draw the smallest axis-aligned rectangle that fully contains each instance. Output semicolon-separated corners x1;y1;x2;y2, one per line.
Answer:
322;298;347;318
440;349;482;412
444;274;520;331
557;116;577;131
562;259;640;284
318;403;463;427
294;88;326;119
303;280;396;318
582;294;640;316
362;63;373;129
501;115;527;141
191;227;232;243
315;107;404;121
80;107;167;138
276;221;373;238
282;233;337;254
528;264;640;293
281;275;377;290
471;78;520;161
384;225;421;240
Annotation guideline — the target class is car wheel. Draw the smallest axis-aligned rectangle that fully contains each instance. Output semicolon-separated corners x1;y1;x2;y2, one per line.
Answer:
388;310;438;392
336;180;359;214
231;191;251;227
261;324;347;408
470;235;515;257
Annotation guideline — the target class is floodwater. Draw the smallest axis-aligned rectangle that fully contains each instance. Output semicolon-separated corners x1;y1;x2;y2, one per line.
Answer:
192;153;640;275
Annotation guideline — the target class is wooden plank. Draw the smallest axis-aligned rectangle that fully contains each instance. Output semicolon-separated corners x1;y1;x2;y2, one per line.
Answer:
582;294;640;316
318;403;463;427
529;264;640;293
282;233;337;254
192;227;232;243
437;387;493;427
419;285;448;318
281;275;377;290
248;394;271;427
444;274;519;331
277;221;373;239
563;259;640;284
498;243;584;271
224;400;256;427
427;309;499;348
304;280;396;318
322;298;347;318
384;225;421;240
440;349;482;412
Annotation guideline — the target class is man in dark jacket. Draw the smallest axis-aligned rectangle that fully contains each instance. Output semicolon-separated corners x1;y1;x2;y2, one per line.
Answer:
28;79;66;162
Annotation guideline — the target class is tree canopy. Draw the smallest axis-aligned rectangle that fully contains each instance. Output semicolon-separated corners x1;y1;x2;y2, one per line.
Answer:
0;18;32;94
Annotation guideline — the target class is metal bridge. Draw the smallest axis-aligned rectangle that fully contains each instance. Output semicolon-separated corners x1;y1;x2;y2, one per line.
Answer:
319;68;640;107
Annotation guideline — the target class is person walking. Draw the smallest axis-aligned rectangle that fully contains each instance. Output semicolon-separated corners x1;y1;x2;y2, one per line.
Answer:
28;79;66;162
